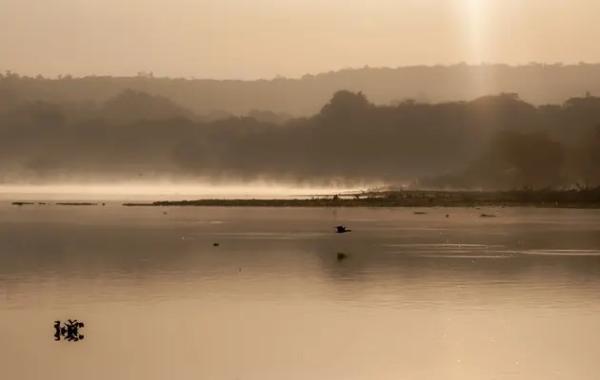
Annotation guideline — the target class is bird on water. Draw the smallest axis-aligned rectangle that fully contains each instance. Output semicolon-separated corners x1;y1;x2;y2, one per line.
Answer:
335;225;352;233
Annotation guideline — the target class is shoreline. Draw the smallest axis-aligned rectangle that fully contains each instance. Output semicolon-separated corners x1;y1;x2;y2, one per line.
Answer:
9;190;600;209
120;190;600;209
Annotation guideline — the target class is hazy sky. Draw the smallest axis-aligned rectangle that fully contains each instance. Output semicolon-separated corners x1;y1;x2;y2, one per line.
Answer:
1;0;600;79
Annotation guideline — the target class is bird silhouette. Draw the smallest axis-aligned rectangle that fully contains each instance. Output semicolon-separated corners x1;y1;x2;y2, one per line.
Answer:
335;225;352;233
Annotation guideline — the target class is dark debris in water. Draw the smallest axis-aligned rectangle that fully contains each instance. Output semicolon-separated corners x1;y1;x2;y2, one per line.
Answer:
12;202;35;206
56;202;98;206
337;252;348;261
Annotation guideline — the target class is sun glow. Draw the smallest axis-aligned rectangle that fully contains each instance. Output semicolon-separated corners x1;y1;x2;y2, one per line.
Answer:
463;0;489;63
460;0;492;95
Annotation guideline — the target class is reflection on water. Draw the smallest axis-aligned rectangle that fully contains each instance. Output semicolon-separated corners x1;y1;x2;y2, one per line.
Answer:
1;205;600;380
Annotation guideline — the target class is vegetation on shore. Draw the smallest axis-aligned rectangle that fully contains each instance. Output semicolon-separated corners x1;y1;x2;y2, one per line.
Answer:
122;189;600;209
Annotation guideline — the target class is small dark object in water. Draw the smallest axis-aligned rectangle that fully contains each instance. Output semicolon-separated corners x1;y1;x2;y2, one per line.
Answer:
480;213;497;218
101;203;106;206
335;225;352;233
213;242;220;247
445;214;450;218
56;202;98;206
163;211;168;215
414;211;427;215
337;253;348;261
12;202;35;206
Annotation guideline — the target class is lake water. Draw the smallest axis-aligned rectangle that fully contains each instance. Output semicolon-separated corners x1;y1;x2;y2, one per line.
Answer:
1;204;600;380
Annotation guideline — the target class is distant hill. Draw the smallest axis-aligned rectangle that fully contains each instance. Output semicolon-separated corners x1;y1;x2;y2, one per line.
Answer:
2;63;600;116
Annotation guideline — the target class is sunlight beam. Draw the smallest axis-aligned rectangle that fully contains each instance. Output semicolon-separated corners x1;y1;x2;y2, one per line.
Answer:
464;0;488;64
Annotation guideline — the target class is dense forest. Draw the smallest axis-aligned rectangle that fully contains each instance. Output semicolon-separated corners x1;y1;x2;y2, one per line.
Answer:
0;83;599;188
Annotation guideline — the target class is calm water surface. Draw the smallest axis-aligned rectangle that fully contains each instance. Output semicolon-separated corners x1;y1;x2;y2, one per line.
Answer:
1;204;600;380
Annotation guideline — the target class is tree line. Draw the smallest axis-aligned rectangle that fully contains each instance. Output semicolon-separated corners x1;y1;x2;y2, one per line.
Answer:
0;88;598;188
